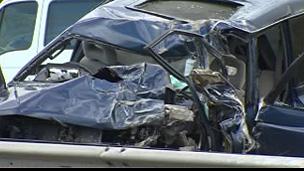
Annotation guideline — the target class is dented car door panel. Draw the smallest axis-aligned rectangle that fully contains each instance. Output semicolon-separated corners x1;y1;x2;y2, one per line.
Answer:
255;105;304;157
253;9;304;155
255;47;304;157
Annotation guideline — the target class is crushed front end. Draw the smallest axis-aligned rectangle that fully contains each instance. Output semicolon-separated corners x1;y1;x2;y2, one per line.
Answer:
0;2;254;154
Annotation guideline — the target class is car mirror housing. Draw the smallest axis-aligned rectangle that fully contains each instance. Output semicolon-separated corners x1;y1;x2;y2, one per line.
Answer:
0;66;8;101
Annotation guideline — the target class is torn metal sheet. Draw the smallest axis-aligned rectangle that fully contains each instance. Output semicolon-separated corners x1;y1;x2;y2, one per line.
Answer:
133;104;198;150
0;63;170;130
253;105;304;157
254;121;304;157
191;69;225;88
164;104;194;122
191;69;253;153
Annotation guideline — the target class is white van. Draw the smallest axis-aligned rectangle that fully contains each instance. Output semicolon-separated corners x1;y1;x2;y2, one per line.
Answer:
0;0;104;81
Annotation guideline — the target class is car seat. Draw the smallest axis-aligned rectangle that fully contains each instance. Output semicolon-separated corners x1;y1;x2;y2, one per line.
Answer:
80;41;117;74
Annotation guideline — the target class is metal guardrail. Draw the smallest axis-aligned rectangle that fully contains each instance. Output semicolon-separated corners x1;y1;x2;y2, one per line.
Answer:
0;141;303;168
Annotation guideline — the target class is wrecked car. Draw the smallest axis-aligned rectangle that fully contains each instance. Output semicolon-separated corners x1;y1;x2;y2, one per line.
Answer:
0;0;304;159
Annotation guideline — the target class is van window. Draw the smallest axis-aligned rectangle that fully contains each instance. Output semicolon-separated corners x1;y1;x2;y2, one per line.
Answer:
0;2;38;55
44;0;101;45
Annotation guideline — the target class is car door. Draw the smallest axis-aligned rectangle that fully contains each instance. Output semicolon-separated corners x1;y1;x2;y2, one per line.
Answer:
254;34;304;158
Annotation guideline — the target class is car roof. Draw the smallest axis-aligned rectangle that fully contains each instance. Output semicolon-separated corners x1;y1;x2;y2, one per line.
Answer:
3;0;304;33
63;0;304;54
228;0;304;32
80;0;304;33
120;0;304;33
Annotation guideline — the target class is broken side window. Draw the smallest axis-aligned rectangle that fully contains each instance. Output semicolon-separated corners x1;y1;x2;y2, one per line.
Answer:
79;41;158;74
151;33;205;90
24;39;81;82
152;34;202;76
23;38;159;83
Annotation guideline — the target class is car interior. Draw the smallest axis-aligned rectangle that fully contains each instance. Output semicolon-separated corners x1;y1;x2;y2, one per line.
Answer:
80;41;158;74
30;36;260;101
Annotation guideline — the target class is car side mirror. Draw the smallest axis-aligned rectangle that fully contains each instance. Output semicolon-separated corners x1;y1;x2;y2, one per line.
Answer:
0;66;8;101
